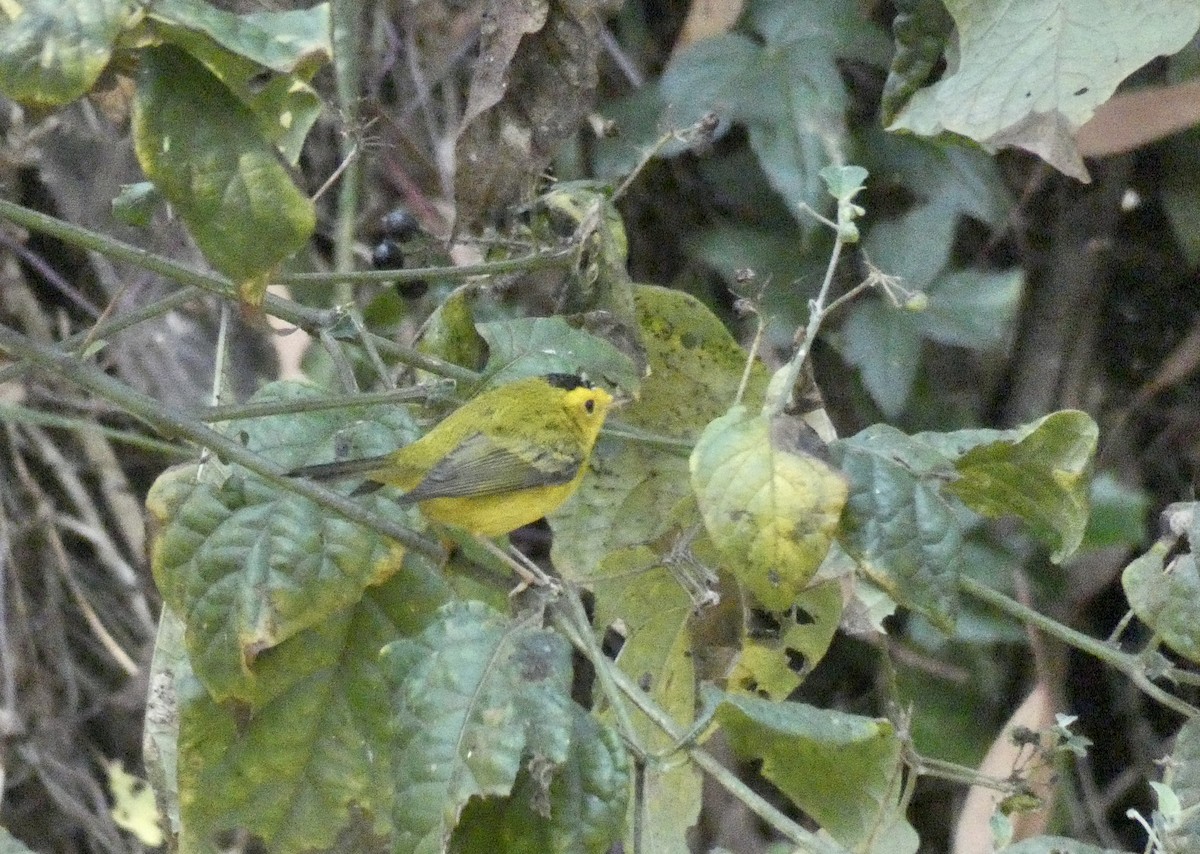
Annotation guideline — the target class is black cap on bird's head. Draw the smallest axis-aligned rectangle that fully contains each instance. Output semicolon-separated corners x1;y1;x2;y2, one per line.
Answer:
544;373;593;391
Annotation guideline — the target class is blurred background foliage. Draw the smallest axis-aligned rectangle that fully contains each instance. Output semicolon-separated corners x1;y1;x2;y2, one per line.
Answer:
1;0;1200;851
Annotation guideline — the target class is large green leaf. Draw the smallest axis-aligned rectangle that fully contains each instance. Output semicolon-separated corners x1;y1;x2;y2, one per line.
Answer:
0;0;132;107
888;0;1200;180
845;134;1020;415
691;406;847;609
146;0;330;74
1161;716;1200;852
841;300;923;419
384;601;576;854
1122;542;1200;665
144;0;330;165
176;562;450;853
146;382;420;701
451;709;630;854
476;316;640;395
591;546;703;852
924;411;1098;562
132;46;315;298
552;284;768;577
709;688;915;852
727;579;843;700
832;424;965;630
660;0;889;217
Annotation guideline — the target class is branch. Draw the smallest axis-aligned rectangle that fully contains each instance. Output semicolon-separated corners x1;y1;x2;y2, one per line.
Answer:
959;576;1200;720
0;322;446;562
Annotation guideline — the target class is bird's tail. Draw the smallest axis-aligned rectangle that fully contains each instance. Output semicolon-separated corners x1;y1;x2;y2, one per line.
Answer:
288;456;386;482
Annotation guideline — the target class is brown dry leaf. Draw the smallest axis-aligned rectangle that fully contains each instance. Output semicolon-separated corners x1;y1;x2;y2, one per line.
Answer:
1078;80;1200;158
951;681;1057;854
673;0;746;55
453;0;604;230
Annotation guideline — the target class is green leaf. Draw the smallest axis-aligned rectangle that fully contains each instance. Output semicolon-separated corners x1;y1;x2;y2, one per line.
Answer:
820;164;869;201
418;289;488;373
1162;717;1200;852
590;546;702;852
639;762;703;854
660;0;889;217
915;267;1023;349
841;300;923;418
1122;542;1200;665
591;548;697;747
476;316;640;396
451;709;630;854
146;0;331;75
176;562;450;853
888;0;1200;180
708;687;913;851
106;760;164;846
930;411;1098;562
623;285;769;440
0;827;37;854
832;425;965;630
727;579;843;699
1079;472;1150;553
132;46;316;297
552;284;769;577
687;221;821;295
690;406;847;609
0;0;132;107
384;601;575;854
144;0;330;165
110;181;162;228
880;0;954;123
146;382;420;701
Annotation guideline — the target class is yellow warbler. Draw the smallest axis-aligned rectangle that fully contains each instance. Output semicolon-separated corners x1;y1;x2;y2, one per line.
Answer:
292;373;613;536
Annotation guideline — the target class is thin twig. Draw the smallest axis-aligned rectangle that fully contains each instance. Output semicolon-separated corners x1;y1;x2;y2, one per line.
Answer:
193;383;452;422
0;321;446;562
959;575;1200;720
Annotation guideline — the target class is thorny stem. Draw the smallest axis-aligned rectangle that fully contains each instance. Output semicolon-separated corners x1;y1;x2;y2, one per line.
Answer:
0;287;201;387
0;403;188;457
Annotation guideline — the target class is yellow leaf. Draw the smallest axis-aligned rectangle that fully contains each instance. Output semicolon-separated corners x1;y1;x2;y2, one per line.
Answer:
106;759;165;847
691;406;847;610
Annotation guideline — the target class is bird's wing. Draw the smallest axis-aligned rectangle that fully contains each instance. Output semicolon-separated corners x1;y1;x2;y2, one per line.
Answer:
400;431;583;502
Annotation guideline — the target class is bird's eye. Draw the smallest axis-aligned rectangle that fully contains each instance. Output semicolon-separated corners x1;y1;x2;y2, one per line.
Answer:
585;399;595;413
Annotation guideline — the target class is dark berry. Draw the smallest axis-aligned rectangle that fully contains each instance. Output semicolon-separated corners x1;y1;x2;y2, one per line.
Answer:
380;208;420;240
371;237;405;270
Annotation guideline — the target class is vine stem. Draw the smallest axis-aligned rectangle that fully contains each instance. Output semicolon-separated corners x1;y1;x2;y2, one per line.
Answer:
193;383;453;422
0;198;568;384
764;229;846;418
958;576;1200;720
0;322;446;562
551;586;849;854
